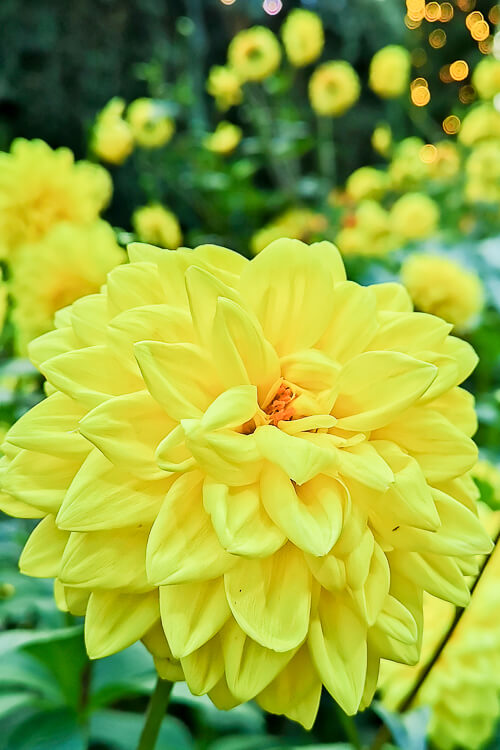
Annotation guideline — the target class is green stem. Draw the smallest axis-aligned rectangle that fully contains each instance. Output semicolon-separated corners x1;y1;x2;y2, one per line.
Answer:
316;115;336;187
335;704;363;750
137;678;173;750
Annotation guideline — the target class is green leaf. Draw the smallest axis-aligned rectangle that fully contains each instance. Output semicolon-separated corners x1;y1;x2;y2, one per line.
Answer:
206;736;285;750
172;683;265;733
90;642;156;708
4;708;85;750
90;709;193;750
373;702;430;750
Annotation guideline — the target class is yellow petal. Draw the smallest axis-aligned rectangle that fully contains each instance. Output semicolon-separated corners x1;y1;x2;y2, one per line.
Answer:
85;590;159;659
203;479;286;557
351;544;390;627
2;450;81;514
0;492;43;519
60;528;151;592
224;544;311;652
79;390;174;480
185;265;241;343
142;620;184;682
126;243;191;309
208;676;242;710
200;385;258;432
334;351;437;431
255;425;335;485
183;422;262;486
28;327;80;368
181;636;224;695
426;387;476;438
20;515;69;578
71;294;108;346
147;472;236;585
337;442;394;491
212;296;280;400
57;449;172;531
366;312;451;354
372;282;413;312
193;243;248;287
240;239;345;356
319;281;378;363
308;589;367;715
375;594;418;644
221;619;296;701
107;262;166;317
134;341;220;420
389;549;470;606
280;348;341;393
261;465;345;556
159;578;230;658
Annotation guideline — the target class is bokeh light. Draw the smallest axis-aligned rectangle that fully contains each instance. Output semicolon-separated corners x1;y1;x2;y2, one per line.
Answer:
412;85;431;106
440;64;453;83
489;5;500;24
405;14;422;28
440;2;454;22
479;36;494;54
443;114;461;134
457;0;476;10
425;2;441;21
449;60;469;81
263;0;282;14
459;84;476;103
406;0;425;21
471;20;490;41
429;29;447;48
466;11;483;29
220;0;236;5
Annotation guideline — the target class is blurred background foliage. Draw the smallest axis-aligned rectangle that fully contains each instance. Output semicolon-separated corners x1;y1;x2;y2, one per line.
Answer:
1;0;500;748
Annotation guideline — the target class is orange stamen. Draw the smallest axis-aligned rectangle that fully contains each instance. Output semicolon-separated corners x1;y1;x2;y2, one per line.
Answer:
264;383;295;426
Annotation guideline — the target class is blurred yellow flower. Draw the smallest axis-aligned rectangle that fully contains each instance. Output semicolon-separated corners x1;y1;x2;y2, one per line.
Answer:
336;201;398;257
204;121;242;155
309;61;360;116
390;193;440;241
127;98;175;149
250;208;327;254
428;141;460;181
1;238;489;726
389;137;430;190
371;123;392;157
91;98;134;165
9;221;124;355
0;269;7;333
369;45;411;99
207;66;243;110
472;460;500;505
380;524;500;750
228;27;281;82
281;9;324;67
402;253;484;329
458;103;500;147
132;204;183;249
0;139;112;259
465;140;500;203
472;57;500;100
345;167;389;202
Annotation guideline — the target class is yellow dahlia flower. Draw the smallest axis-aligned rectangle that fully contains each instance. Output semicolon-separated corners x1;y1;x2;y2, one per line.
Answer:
372;124;392;157
345;167;389;202
465;140;500;204
228;27;281;83
203;122;242;156
401;254;484;330
9;221;124;355
458;103;500;147
0;139;112;259
250;209;327;255
309;61;360;117
91;98;134;165
132;205;182;250
281;10;324;68
0;239;490;728
428;141;460;181
389;138;430;191
207;66;243;111
369;46;411;99
127;99;175;149
472;57;500;101
390;193;440;243
380;522;500;750
336;201;398;257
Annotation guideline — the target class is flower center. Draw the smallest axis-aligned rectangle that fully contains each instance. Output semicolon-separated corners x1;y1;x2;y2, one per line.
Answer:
264;382;295;426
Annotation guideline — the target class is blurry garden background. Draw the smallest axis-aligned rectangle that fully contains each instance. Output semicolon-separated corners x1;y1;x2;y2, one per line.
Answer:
1;0;500;748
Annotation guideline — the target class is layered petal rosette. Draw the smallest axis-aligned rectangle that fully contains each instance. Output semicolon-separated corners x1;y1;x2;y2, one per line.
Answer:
0;239;491;728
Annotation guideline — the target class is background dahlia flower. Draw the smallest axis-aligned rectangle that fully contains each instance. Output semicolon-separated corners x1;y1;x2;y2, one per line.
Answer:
0;238;491;728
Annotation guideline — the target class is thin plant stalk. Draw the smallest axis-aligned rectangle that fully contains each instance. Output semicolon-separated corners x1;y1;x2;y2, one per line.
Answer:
137;678;174;750
316;115;336;186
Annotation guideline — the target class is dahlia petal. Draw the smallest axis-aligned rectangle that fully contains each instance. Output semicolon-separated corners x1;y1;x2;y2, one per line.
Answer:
240;239;345;356
256;646;322;730
71;294;108;346
389;550;470;606
369;625;419;667
180;636;224;695
427;387;477;438
2;450;82;514
255;425;335;485
225;544;311;652
127;243;192;309
351;544;390;626
60;528;151;592
437;473;479;512
6;392;88;459
319;281;378;363
261;465;344;556
416;350;460;404
306;552;347;592
221;619;296;701
372;282;413;312
280;348;341;392
20;515;69;578
203;479;286;557
375;594;418;644
373;408;478;483
360;651;380;711
344;528;375;589
334;351;438;431
61;585;91;616
442;335;478;383
185;265;241;343
159;578;231;658
0;492;43;519
57;450;172;531
308;590;367;715
208;677;242;710
366;312;451;354
142;621;184;682
40;345;143;409
212;296;280;399
107;262;166;317
184;425;262;486
200;385;258;432
279;414;337;434
79;390;174;480
155;424;196;474
193;243;249;287
28;327;80;368
147;472;236;585
134;341;220;420
336;442;394;491
85;590;159;659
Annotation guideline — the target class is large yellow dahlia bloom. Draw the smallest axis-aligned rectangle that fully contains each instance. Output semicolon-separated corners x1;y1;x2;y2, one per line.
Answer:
0;139;112;258
380;517;500;750
0;239;491;728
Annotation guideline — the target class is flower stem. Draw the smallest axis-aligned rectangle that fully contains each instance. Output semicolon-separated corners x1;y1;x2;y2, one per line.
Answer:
137;678;173;750
335;704;362;750
316;115;336;186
